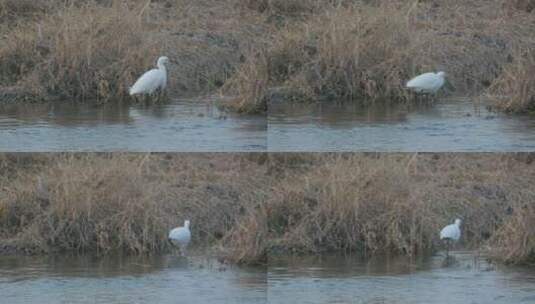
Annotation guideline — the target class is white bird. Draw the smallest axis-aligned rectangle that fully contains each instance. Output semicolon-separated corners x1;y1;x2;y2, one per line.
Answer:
440;218;461;256
406;71;446;94
129;56;169;96
169;220;191;256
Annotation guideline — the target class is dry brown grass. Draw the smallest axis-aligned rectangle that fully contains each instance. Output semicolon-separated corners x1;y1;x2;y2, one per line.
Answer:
0;0;44;26
0;1;161;103
232;0;534;106
2;0;534;113
489;202;535;265
219;50;269;114
239;0;322;17
504;0;535;12
266;153;535;264
0;153;269;265
1;153;534;265
487;48;535;114
158;0;263;98
0;0;264;107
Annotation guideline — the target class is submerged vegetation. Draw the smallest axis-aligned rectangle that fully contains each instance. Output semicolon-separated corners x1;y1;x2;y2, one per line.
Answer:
1;0;534;113
0;153;533;265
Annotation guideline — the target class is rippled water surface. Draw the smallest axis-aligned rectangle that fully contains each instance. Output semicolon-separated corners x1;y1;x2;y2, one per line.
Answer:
268;99;535;151
0;255;267;304
268;252;535;304
2;252;533;304
0;99;266;151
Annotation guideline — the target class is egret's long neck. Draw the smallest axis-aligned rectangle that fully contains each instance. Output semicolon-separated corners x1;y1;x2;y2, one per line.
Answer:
158;62;167;72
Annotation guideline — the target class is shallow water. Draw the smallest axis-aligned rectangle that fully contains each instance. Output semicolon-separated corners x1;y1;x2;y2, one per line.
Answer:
0;255;267;304
268;99;535;151
2;252;533;304
268;252;535;304
0;99;266;151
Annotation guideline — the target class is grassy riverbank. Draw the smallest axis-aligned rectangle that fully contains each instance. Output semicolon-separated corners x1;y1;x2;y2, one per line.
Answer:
266;153;535;265
0;0;266;112
1;153;533;265
0;153;269;265
1;0;534;113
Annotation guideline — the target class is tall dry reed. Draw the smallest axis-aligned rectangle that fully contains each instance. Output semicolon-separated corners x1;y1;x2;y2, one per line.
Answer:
265;153;534;264
488;48;535;113
1;153;534;265
233;0;530;105
0;1;160;103
0;153;268;264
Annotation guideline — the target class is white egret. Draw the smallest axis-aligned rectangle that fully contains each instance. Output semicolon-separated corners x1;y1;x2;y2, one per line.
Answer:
129;56;169;97
406;71;446;94
169;220;191;256
440;218;461;256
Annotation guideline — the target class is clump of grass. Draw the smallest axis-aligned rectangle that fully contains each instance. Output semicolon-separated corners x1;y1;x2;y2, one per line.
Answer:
489;201;535;265
219;207;268;265
504;0;535;12
0;153;269;264
488;49;535;114
0;0;47;23
0;1;160;103
256;3;416;104
240;0;321;17
219;50;269;114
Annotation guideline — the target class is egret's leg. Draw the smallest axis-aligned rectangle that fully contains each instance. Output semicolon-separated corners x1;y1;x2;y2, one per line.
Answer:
159;89;168;102
432;93;438;103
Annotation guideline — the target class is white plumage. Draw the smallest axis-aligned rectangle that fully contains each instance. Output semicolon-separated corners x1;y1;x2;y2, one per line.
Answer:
129;56;169;96
169;220;191;255
406;71;446;94
440;218;461;258
440;218;462;241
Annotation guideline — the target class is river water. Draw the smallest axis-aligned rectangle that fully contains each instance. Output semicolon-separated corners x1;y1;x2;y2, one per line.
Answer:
0;99;266;152
268;252;535;304
3;98;535;152
268;99;535;151
2;252;534;304
0;255;267;304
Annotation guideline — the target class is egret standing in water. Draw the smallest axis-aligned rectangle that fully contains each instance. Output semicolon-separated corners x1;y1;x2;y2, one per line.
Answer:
440;218;461;257
406;71;446;95
129;56;170;100
169;220;191;256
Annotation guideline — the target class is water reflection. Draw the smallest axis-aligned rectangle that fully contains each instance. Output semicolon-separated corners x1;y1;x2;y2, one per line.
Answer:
268;99;535;151
0;254;267;304
268;252;535;304
0;99;266;151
